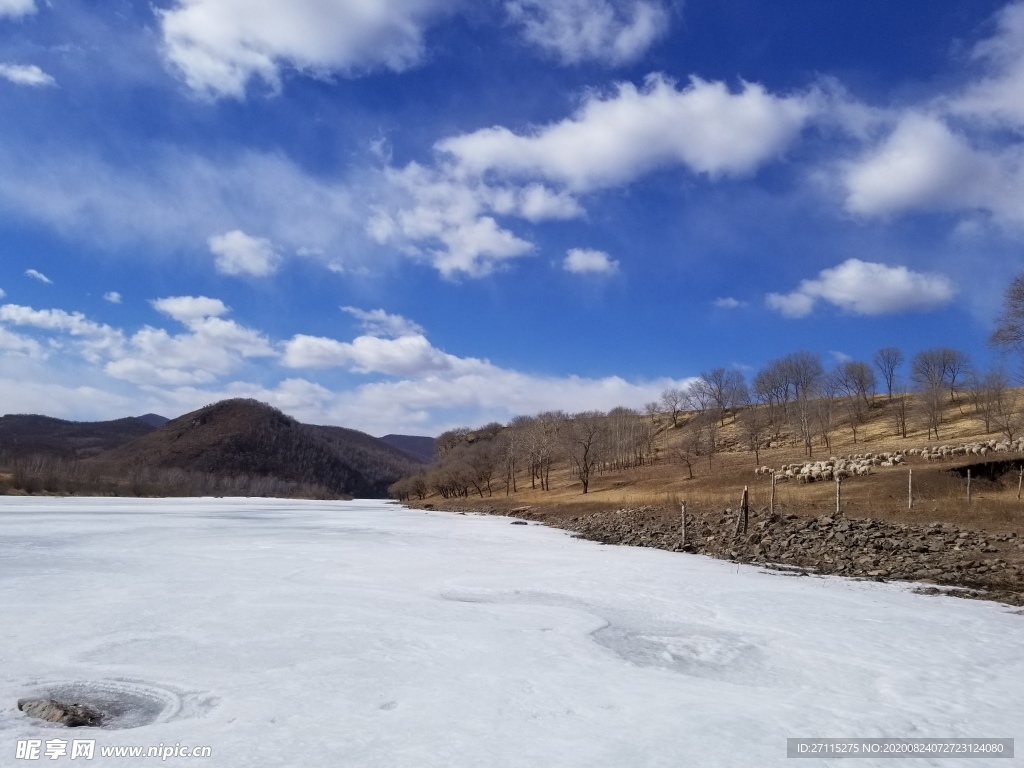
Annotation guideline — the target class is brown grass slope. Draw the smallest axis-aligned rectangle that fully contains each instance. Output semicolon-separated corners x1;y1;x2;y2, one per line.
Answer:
420;391;1024;534
0;414;157;460
92;399;426;498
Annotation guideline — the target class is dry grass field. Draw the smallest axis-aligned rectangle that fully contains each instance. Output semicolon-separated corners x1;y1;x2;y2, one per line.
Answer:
433;392;1024;537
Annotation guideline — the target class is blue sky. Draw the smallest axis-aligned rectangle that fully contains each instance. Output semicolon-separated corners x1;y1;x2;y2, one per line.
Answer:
0;0;1021;435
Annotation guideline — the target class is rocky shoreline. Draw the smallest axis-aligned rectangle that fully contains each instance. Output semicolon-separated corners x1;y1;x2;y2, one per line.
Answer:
425;503;1024;607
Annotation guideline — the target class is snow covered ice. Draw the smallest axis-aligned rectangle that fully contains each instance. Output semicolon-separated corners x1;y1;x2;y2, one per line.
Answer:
1;497;1021;767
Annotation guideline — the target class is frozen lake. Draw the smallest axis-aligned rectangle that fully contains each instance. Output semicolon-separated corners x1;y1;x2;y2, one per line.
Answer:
1;498;1021;766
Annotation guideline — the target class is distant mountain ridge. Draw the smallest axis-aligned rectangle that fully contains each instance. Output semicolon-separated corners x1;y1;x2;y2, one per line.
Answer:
0;414;157;460
137;413;169;428
379;434;436;463
0;400;427;499
90;399;426;498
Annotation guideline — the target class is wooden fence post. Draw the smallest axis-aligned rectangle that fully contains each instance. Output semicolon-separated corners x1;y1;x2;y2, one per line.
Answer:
681;501;687;548
967;468;972;506
835;476;842;515
1018;467;1022;501
908;468;913;510
770;472;776;516
735;486;749;536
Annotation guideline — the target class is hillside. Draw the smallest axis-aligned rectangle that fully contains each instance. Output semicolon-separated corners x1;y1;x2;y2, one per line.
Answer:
379;434;436;463
137;413;170;428
0;414;157;460
91;399;425;498
398;389;1024;533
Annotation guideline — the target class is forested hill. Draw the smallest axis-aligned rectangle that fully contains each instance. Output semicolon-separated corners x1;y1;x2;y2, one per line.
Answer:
90;399;427;498
0;414;157;460
379;434;436;463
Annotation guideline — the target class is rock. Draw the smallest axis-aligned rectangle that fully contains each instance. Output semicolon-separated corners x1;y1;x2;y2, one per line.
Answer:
18;698;103;727
510;520;527;525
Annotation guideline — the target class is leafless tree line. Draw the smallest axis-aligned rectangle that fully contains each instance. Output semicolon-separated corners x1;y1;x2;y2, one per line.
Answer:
390;407;659;499
0;452;339;498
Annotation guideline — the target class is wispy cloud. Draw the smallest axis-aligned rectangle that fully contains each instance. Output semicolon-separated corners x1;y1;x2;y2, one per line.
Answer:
766;259;955;318
25;269;52;284
209;230;280;277
507;0;671;66
563;248;620;274
713;297;745;309
0;0;35;19
0;64;55;87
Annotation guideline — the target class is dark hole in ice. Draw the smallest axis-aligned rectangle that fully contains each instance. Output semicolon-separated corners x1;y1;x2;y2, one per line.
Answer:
18;699;103;727
16;681;181;730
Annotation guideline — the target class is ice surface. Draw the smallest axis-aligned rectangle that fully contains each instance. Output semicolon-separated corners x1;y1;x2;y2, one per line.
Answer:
0;498;1021;766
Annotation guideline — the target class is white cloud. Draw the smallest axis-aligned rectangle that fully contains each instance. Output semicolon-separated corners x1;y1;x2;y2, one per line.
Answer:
107;314;276;386
371;74;812;277
159;0;455;99
836;8;1024;230
25;268;52;284
0;296;697;434
947;1;1024;129
209;229;281;277
506;0;670;66
0;296;273;388
438;74;816;192
0;63;55;87
283;333;469;377
713;297;744;309
369;162;538;278
104;292;122;304
0;0;35;19
766;259;956;318
0;326;43;357
0;146;363;269
841;113;1015;221
0;304;124;362
563;248;619;274
341;307;424;338
151;295;229;322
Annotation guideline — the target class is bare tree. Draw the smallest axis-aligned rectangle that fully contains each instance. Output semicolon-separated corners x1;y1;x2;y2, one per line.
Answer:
982;369;1024;441
753;359;793;424
643;401;660;425
873;347;903;401
561;411;608;494
891;381;909;439
659;388;687;427
673;416;706;480
702;409;721;469
736;406;769;465
911;347;970;403
991;272;1024;356
817;372;839;452
944;349;971;403
838;360;877;405
699;368;748;423
781;351;824;456
835;362;874;442
918;383;945;440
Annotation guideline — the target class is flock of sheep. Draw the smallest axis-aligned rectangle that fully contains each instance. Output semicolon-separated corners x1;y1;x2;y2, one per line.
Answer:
754;437;1024;484
909;438;1024;461
756;452;907;483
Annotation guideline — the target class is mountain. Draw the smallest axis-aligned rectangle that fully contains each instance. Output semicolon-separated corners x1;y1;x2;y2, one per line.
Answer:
137;413;170;428
379;434;436;463
0;414;157;460
91;399;427;498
